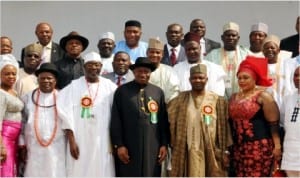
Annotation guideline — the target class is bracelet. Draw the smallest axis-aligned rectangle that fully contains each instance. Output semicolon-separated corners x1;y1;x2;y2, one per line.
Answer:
224;150;230;155
274;144;281;149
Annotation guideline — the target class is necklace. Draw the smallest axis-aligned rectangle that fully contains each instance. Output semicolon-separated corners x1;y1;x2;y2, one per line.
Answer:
85;79;100;105
34;89;58;147
32;89;56;108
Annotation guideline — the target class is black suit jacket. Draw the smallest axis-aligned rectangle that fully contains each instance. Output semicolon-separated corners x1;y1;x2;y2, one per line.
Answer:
204;38;221;55
20;42;65;67
161;44;186;66
280;34;299;57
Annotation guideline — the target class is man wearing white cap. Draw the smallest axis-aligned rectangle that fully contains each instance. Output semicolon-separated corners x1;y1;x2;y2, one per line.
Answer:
57;51;117;177
205;22;249;99
97;32;116;75
247;22;268;57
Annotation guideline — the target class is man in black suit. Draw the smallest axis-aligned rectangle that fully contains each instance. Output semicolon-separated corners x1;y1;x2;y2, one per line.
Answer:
20;22;65;67
161;23;186;66
189;19;221;56
280;16;300;57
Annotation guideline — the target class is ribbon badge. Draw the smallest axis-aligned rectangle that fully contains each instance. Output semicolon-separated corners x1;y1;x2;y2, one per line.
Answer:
148;97;158;124
81;96;93;119
202;105;213;125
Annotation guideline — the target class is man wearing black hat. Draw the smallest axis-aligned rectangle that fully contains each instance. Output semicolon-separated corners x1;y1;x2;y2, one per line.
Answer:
110;57;170;177
20;62;67;177
113;20;148;62
54;31;89;89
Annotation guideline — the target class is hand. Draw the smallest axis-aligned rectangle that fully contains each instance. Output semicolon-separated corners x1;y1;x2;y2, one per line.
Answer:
273;147;282;161
0;144;6;162
117;146;130;164
65;130;80;160
18;146;27;162
157;146;167;164
223;154;230;168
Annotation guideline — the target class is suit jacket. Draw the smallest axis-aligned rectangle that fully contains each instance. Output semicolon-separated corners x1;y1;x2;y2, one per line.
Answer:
280;34;299;57
161;44;186;66
102;70;134;86
204;38;221;55
20;42;65;67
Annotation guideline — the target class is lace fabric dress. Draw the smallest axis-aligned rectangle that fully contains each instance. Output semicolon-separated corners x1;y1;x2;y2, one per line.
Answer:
229;90;274;177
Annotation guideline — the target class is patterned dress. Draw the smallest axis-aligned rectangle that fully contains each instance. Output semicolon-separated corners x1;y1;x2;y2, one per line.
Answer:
229;90;274;177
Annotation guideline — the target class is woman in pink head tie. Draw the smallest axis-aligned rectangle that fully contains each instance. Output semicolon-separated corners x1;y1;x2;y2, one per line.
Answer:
228;55;282;177
0;54;24;177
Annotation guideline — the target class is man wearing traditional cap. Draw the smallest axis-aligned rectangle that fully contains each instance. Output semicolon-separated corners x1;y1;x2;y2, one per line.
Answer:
97;32;116;75
19;63;67;177
173;32;226;96
15;43;43;96
110;57;170;177
54;31;89;89
189;19;221;57
247;22;268;57
205;22;250;99
102;51;134;86
280;16;300;57
161;23;186;66
147;37;180;103
20;22;65;67
168;63;232;177
57;51;116;177
113;20;148;62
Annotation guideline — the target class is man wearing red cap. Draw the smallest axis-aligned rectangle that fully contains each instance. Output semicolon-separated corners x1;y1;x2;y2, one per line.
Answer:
173;32;226;96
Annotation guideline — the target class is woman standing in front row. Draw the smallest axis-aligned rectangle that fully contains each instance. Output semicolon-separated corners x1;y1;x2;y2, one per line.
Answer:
280;66;300;177
0;54;24;177
229;56;282;177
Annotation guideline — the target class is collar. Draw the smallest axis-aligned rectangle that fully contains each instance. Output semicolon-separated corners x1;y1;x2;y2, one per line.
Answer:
37;41;52;49
167;43;180;52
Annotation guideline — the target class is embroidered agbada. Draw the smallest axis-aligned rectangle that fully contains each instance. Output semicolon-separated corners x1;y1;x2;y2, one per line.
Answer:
21;90;66;177
168;91;232;177
0;89;24;177
57;76;116;177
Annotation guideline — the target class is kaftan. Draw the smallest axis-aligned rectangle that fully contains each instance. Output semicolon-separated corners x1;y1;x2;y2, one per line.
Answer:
57;76;116;177
21;89;66;177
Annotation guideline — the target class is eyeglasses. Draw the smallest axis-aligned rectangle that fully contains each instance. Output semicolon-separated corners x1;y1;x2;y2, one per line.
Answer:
26;54;40;58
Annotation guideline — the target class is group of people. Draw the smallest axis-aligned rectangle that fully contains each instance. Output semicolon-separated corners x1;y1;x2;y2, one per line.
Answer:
0;16;299;177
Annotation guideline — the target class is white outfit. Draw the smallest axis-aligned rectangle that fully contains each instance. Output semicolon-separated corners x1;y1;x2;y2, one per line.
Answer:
149;63;180;103
283;55;300;95
100;54;114;75
15;68;38;97
57;76;116;177
280;91;300;171
173;60;226;97
21;89;66;177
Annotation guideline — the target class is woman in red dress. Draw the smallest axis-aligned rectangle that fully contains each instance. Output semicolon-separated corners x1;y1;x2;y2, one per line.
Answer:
229;56;282;177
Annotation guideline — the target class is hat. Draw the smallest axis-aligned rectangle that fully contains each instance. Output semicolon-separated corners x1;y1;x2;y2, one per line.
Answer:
184;32;201;44
59;31;89;52
24;43;43;56
237;55;273;87
262;34;280;48
100;32;115;41
190;64;207;75
0;54;19;83
129;57;156;71
35;62;59;78
251;22;268;34
83;51;102;64
125;20;141;28
148;38;164;50
223;22;239;33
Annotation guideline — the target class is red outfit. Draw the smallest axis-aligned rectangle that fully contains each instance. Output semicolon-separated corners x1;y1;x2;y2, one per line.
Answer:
229;91;274;177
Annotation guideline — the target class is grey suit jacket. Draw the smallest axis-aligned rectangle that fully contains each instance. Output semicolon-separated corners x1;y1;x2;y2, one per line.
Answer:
161;44;186;66
102;70;135;86
204;38;221;55
20;42;65;67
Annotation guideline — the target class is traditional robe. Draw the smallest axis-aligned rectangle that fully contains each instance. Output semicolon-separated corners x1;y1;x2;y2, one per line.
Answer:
168;91;232;177
57;76;116;177
110;81;170;177
21;89;66;177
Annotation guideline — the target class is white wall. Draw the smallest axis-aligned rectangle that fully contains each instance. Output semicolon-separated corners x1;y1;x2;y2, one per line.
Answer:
1;1;299;60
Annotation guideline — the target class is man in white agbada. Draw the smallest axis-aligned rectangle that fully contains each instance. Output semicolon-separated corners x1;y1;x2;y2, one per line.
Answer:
20;63;66;177
147;37;180;103
57;51;116;176
174;32;226;97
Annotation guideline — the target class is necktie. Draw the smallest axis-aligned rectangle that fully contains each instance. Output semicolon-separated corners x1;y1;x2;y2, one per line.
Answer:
170;48;176;66
116;76;122;87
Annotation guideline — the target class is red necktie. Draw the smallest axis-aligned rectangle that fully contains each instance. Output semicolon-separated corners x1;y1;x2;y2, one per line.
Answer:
170;48;176;66
116;76;122;87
